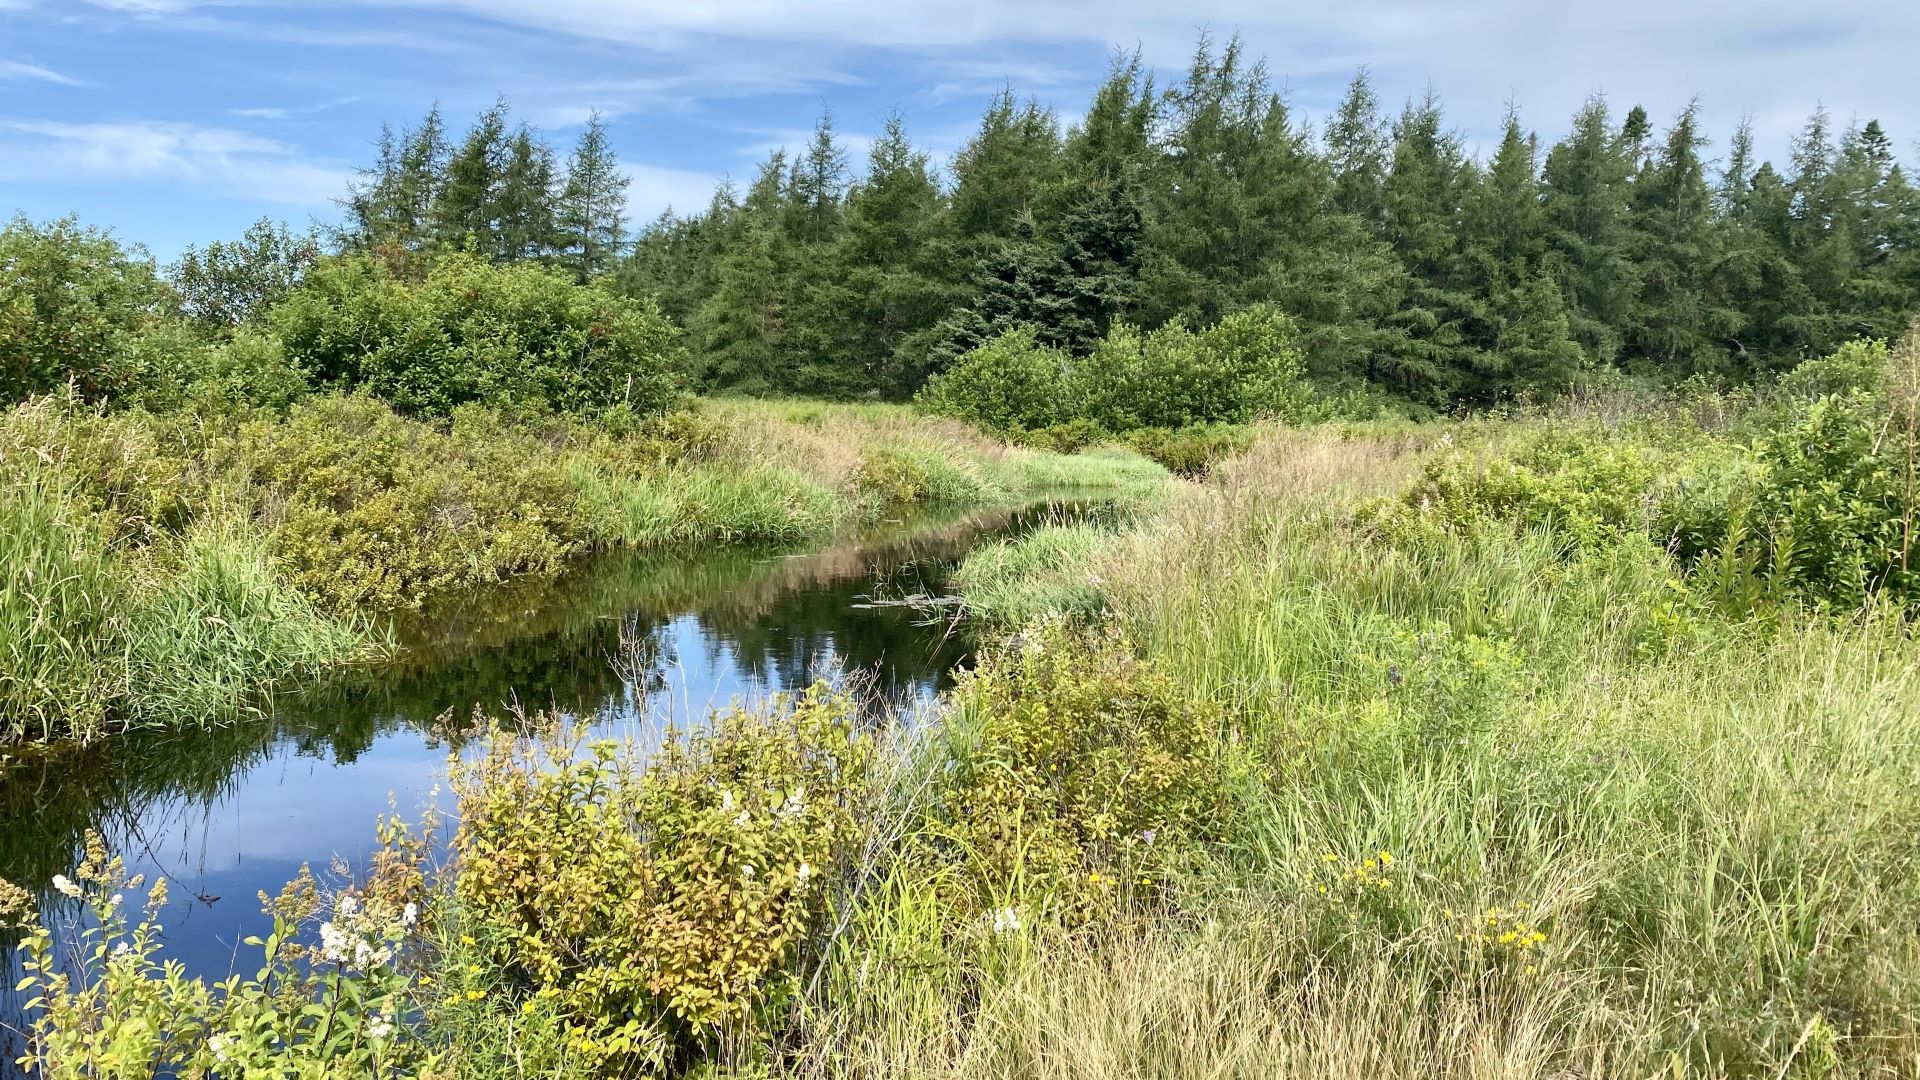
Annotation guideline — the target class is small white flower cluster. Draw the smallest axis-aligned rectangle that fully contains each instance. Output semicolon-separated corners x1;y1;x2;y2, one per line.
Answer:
778;786;807;820
991;906;1022;935
794;862;814;889
368;1013;394;1041
50;874;82;900
317;893;402;972
206;1034;233;1065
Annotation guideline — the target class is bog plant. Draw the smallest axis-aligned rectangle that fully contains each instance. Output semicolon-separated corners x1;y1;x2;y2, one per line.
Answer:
936;624;1224;921
919;305;1310;439
442;684;873;1074
14;828;436;1078
271;251;683;418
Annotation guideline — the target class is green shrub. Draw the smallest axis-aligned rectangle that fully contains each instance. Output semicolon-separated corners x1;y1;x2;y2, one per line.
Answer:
271;252;683;418
231;395;589;609
1121;423;1254;476
445;685;872;1073
915;327;1079;436
0;216;178;404
1080;306;1308;431
938;625;1224;922
919;305;1308;439
1379;428;1663;552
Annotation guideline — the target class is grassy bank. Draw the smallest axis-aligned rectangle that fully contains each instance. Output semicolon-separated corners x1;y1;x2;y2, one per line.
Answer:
0;394;1166;744
14;338;1920;1076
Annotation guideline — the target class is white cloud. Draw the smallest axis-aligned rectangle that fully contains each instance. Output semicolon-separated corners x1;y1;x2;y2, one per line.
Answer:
0;117;355;205
0;59;91;86
227;95;361;121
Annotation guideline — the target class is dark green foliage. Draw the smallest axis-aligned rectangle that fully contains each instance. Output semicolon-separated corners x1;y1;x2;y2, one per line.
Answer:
0;217;177;404
169;218;322;333
269;252;682;417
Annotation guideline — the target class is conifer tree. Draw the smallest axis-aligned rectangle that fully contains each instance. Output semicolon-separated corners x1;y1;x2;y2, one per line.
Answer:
1542;96;1640;364
558;112;630;280
435;101;511;254
496;126;559;263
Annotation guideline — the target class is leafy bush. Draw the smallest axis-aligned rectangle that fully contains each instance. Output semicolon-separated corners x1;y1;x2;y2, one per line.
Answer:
915;326;1079;436
919;305;1308;439
1121;423;1254;477
0;216;178;404
1376;429;1664;552
271;252;683;418
1080;306;1308;431
169;218;322;333
16;829;435;1078
230;395;589;609
445;685;872;1073
938;625;1224;921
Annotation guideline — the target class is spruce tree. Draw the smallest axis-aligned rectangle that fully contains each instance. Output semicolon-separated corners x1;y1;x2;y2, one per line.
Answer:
558;112;630;280
496;126;559;263
1542;96;1640;365
1624;102;1731;373
436;101;511;255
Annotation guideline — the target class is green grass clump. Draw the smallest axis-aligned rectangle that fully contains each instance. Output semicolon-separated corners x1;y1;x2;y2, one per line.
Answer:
952;523;1120;626
0;462;122;741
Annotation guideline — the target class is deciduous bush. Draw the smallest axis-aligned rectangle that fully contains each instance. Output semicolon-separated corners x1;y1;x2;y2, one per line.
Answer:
939;625;1224;921
444;685;872;1074
230;395;589;609
271;252;683;418
0;216;178;404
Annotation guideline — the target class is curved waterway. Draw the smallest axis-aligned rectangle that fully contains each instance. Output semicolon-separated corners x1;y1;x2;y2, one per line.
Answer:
0;498;1097;1023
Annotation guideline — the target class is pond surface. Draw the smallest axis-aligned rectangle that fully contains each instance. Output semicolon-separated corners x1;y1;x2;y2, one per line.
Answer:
0;498;1091;1031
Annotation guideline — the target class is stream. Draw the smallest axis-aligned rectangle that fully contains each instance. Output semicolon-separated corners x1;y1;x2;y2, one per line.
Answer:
0;497;1095;1036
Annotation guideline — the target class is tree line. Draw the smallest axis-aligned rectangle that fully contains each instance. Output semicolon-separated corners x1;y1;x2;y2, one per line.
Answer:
339;35;1920;407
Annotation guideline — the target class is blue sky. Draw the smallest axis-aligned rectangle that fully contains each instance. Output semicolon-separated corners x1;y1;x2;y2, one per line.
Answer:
4;1;1917;263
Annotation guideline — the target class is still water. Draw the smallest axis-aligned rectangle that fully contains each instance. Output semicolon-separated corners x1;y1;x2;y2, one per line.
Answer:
0;499;1089;1029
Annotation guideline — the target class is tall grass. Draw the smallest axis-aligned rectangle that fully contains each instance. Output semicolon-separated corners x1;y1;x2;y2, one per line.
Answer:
0;464;121;742
915;427;1920;1076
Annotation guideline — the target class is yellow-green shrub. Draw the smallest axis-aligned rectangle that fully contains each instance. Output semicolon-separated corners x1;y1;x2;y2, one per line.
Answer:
938;625;1224;921
444;685;873;1074
231;395;588;609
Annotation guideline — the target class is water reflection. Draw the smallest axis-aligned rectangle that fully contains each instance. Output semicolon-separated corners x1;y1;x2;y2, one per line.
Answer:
0;499;1095;1011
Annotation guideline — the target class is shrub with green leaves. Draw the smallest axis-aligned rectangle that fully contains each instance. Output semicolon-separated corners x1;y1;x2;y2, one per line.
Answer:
919;305;1309;440
444;684;872;1074
938;624;1224;921
230;394;589;610
271;252;683;418
0;216;178;404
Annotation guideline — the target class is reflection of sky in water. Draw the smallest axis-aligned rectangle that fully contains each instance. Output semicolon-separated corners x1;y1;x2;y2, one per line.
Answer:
1;500;1095;1004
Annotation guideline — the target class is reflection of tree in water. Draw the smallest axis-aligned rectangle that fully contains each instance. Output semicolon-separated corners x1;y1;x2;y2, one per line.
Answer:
0;498;1104;956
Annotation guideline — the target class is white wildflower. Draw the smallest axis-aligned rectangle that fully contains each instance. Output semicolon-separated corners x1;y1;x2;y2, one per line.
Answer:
991;907;1022;935
401;901;419;928
51;874;82;899
318;921;350;964
112;941;132;958
795;862;814;888
109;893;124;908
781;786;807;819
735;810;751;828
336;894;359;918
720;790;736;813
368;1013;394;1041
741;863;756;880
207;1034;232;1064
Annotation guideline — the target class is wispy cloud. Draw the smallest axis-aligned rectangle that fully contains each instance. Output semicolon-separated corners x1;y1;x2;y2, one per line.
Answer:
624;162;729;220
0;117;355;205
228;95;361;121
0;59;93;87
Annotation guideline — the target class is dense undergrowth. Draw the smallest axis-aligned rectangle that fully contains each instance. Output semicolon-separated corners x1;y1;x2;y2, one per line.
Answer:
0;393;1163;744
13;328;1920;1077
